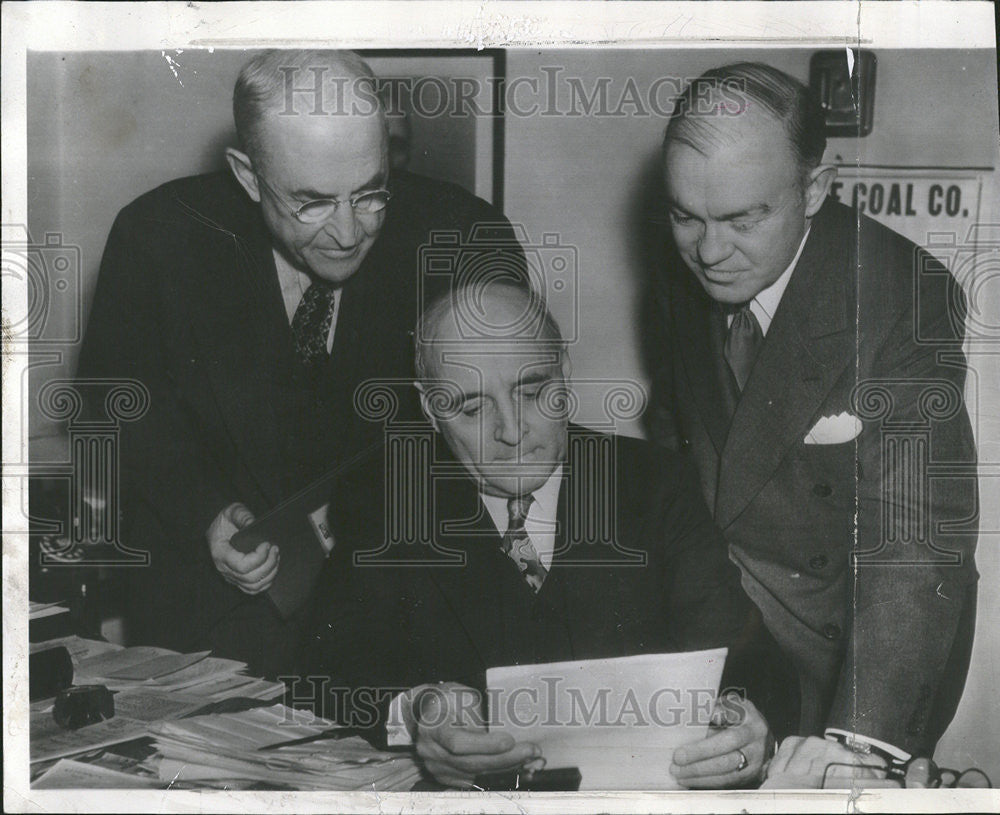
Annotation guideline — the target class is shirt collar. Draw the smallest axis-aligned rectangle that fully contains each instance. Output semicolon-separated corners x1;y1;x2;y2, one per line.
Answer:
480;464;563;526
528;464;564;517
751;225;811;335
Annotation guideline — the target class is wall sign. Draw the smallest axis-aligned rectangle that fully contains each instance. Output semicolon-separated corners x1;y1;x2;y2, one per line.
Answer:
829;167;985;255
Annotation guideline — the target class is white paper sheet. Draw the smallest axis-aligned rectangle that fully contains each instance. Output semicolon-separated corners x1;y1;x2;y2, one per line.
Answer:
486;648;727;790
28;635;122;662
33;758;161;789
30;715;150;764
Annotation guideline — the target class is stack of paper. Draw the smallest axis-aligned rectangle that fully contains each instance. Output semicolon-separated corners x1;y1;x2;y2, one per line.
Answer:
29;634;121;661
31;707;153;765
29;600;71;620
149;705;422;790
73;645;285;702
33;758;162;789
30;637;286;770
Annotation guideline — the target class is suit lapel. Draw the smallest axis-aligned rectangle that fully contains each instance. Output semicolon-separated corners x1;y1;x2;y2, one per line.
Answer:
424;467;510;670
672;269;736;455
715;205;856;529
183;184;292;506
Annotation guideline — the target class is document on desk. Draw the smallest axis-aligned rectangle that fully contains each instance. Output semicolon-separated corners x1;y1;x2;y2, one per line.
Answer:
149;704;422;790
31;714;151;764
29;600;71;620
487;648;727;790
33;758;161;789
75;647;210;683
29;635;122;663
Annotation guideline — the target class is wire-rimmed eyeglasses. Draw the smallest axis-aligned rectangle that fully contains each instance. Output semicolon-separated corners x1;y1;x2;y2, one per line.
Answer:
254;171;392;224
822;759;992;789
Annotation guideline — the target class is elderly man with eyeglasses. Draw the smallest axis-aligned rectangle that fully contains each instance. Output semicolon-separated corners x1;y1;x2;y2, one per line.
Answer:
77;50;525;678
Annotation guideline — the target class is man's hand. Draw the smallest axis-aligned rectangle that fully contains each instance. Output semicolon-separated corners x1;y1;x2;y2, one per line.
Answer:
670;693;773;788
761;736;894;789
411;682;542;788
207;503;279;594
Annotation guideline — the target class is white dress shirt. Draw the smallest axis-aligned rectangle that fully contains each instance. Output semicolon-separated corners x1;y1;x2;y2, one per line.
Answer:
273;248;341;353
726;226;810;336
479;465;564;571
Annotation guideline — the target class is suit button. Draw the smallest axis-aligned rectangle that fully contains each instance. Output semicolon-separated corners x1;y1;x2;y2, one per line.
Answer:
809;555;829;570
822;623;841;640
813;483;833;497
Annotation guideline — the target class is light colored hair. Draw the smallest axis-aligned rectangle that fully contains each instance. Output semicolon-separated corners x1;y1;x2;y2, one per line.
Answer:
415;282;564;381
233;49;385;158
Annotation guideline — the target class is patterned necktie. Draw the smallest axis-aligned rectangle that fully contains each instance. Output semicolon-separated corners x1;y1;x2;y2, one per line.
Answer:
724;303;764;391
291;281;338;366
501;495;548;593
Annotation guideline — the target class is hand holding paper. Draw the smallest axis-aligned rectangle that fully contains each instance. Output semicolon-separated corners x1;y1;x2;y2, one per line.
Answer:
670;692;773;788
488;649;728;790
412;682;542;789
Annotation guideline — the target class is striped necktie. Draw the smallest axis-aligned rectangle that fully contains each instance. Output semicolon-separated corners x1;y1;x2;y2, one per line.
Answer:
500;495;548;592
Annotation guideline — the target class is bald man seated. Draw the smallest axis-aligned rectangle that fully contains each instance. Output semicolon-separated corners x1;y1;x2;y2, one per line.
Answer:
303;281;798;789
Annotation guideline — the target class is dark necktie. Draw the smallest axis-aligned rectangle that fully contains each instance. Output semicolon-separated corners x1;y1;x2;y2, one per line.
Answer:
501;495;547;593
724;303;763;391
291;281;338;366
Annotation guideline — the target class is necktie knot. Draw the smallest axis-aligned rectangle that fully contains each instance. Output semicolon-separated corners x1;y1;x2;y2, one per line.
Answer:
506;495;533;529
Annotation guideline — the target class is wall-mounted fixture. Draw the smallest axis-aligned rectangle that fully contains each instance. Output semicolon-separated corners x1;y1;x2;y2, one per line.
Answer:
810;49;877;136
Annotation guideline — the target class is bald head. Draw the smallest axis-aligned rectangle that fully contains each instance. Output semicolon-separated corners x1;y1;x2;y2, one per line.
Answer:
233;49;387;163
416;282;563;381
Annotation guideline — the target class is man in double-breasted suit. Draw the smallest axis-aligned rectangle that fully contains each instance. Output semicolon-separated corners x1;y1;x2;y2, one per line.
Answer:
647;62;978;765
76;50;524;677
306;281;799;789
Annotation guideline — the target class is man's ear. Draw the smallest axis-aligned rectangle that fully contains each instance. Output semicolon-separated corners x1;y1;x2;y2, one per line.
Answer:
803;164;837;218
413;381;440;433
225;147;262;203
559;348;572;383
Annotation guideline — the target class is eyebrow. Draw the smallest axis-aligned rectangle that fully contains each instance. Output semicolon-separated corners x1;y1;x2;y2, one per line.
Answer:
517;370;555;387
450;370;556;405
667;199;772;221
289;170;387;201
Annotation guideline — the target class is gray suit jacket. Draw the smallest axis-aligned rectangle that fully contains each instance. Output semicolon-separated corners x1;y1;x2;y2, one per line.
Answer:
648;198;978;755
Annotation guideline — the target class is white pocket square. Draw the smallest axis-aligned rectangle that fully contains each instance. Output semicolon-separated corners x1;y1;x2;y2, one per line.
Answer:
804;412;863;445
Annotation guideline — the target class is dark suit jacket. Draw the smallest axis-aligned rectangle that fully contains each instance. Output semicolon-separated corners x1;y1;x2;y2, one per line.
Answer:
304;427;798;740
76;169;524;676
647;198;978;755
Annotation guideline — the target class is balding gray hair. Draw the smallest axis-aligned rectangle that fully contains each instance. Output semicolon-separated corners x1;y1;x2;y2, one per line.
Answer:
663;62;827;176
233;49;385;159
415;282;564;381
